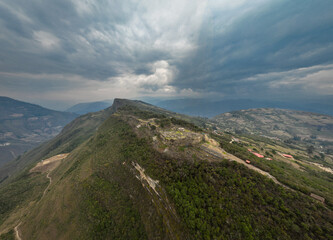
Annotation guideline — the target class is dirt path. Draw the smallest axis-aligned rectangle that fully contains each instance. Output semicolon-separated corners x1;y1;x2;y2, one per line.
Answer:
200;144;293;191
12;153;67;240
10;150;16;159
14;222;22;240
13;171;52;240
42;172;52;197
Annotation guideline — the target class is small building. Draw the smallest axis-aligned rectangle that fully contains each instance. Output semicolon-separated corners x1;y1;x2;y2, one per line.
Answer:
232;137;240;142
282;154;293;159
253;152;264;158
310;193;325;203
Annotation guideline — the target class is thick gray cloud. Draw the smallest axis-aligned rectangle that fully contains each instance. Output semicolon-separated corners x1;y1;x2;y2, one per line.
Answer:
175;0;333;97
0;0;332;109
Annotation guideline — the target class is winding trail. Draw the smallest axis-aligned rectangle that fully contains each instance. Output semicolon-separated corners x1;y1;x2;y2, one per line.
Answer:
10;154;69;240
14;222;22;240
14;171;53;240
10;150;16;159
42;172;52;197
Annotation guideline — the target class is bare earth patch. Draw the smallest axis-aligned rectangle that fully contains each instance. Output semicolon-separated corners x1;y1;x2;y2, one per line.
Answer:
30;153;69;173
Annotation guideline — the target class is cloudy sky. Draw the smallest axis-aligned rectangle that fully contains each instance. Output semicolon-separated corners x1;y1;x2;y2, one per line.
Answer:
0;0;333;109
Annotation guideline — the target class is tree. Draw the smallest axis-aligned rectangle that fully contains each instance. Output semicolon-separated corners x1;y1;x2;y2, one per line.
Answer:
307;146;315;154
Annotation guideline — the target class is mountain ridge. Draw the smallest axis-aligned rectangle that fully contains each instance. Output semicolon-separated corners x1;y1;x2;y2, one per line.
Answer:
155;98;333;117
66;100;113;115
0;99;332;239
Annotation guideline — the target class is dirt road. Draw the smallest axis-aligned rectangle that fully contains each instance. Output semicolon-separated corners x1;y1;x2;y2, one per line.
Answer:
42;172;52;197
14;223;22;240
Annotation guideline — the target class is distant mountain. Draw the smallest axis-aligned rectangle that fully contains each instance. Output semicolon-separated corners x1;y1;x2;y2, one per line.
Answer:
155;98;333;117
213;108;333;154
0;96;78;166
66;100;113;115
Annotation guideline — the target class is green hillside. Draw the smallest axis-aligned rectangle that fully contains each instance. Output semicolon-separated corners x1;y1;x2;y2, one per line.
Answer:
0;100;332;239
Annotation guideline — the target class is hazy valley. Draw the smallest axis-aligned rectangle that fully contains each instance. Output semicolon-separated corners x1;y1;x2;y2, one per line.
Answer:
0;97;77;167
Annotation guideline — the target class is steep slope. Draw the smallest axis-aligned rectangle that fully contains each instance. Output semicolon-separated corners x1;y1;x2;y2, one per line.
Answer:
0;98;202;183
0;96;78;166
0;100;126;184
0;100;332;239
212;108;333;205
66;101;113;115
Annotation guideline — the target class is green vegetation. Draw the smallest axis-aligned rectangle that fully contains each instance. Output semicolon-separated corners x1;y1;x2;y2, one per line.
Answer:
164;161;332;240
73;116;184;239
0;171;48;225
119;104;201;131
0;230;14;240
80;176;146;240
156;117;201;132
217;134;333;209
0;102;116;186
118;105;166;119
97;113;333;239
0;100;332;239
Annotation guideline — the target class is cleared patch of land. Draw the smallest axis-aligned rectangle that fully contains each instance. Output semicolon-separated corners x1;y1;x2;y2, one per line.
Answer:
30;153;69;173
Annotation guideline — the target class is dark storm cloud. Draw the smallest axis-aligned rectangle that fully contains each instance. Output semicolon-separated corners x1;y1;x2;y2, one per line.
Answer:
0;0;169;79
174;0;333;97
0;0;332;107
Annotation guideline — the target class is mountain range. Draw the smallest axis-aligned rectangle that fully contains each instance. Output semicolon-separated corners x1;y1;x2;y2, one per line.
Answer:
213;108;333;154
155;97;333;117
0;99;331;239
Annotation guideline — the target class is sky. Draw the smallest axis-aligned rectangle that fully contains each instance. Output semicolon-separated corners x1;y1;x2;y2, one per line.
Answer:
0;0;333;110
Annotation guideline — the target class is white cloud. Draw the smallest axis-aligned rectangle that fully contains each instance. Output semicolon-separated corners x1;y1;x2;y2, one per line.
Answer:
112;60;176;89
243;64;333;95
70;0;97;15
33;31;60;50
